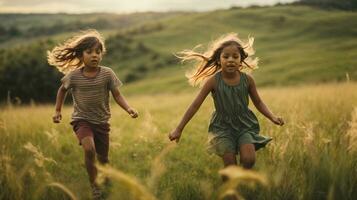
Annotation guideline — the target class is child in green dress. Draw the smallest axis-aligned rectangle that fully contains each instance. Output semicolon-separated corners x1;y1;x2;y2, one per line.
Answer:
168;33;284;169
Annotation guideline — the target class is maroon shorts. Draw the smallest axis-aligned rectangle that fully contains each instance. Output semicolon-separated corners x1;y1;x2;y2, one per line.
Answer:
71;120;110;162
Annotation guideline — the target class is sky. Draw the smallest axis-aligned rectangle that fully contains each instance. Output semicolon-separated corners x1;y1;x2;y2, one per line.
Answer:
0;0;298;13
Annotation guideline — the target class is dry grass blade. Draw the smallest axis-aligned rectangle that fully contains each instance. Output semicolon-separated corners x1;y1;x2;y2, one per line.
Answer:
147;143;176;190
346;107;357;153
97;165;157;200
219;166;268;186
47;182;78;200
23;142;57;167
218;166;268;200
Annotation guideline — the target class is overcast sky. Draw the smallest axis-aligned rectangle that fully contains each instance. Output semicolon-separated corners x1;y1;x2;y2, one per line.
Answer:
0;0;298;13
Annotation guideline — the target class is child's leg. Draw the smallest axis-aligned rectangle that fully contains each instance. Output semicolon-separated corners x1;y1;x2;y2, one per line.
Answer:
92;123;110;165
221;152;237;182
222;152;237;167
81;136;98;185
72;121;104;199
92;123;111;194
239;144;255;169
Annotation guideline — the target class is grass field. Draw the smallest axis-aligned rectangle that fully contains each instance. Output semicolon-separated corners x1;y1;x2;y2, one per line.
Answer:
1;82;356;200
1;4;357;200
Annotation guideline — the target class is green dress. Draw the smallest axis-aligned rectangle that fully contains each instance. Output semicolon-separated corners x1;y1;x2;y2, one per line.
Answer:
207;71;272;156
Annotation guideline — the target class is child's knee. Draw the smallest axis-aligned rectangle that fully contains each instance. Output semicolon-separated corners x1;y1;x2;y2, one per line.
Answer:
82;142;96;157
84;148;96;161
240;155;255;168
239;144;255;168
81;137;95;151
222;152;237;166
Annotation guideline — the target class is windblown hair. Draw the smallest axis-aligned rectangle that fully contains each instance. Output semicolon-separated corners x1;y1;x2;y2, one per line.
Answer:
47;29;106;74
177;33;258;86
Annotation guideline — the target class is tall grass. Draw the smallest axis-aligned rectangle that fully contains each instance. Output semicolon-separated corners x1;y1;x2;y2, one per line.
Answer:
0;83;356;199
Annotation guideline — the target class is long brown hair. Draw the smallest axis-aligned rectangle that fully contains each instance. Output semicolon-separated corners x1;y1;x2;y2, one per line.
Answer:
47;29;106;74
177;33;258;86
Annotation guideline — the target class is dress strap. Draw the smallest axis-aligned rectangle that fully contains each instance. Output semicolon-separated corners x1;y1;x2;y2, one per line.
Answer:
240;72;248;88
214;71;222;84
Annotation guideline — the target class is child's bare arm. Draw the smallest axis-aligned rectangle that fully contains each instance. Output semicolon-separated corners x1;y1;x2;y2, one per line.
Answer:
168;77;215;142
53;84;67;123
247;74;284;126
111;87;138;118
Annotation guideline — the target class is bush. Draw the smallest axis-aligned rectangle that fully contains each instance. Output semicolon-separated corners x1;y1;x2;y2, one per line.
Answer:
0;40;62;103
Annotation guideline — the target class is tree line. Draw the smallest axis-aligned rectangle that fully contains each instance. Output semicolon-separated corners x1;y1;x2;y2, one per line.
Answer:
296;0;357;10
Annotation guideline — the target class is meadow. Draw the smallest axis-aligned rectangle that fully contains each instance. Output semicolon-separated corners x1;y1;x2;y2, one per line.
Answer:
1;82;356;200
1;3;357;200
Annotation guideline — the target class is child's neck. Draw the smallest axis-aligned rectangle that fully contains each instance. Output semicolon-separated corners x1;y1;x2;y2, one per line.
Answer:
82;65;100;78
222;70;240;79
221;70;241;86
83;65;99;72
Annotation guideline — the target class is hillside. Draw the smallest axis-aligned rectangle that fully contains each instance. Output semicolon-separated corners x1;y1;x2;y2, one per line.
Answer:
0;12;185;48
123;5;357;94
1;5;357;102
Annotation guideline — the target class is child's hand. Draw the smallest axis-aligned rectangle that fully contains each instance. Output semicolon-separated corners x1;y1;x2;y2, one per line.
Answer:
271;116;284;126
52;111;62;123
127;108;138;118
168;129;182;143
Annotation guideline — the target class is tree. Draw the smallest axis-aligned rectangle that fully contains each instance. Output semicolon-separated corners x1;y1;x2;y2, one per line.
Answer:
0;40;62;103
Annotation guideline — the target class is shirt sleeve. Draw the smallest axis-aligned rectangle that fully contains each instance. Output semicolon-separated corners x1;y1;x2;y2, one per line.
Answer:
108;68;123;90
61;72;73;90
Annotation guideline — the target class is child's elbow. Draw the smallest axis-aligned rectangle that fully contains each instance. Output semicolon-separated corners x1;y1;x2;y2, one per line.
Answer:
253;99;263;107
112;89;121;97
59;85;67;93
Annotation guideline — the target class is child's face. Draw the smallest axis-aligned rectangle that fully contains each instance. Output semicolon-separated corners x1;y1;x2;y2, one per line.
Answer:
219;44;242;73
82;43;103;68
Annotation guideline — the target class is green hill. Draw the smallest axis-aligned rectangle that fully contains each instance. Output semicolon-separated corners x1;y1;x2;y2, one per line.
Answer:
1;5;357;102
0;12;184;48
122;5;357;94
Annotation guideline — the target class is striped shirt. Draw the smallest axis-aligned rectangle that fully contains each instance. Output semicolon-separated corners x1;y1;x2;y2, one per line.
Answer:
61;66;122;124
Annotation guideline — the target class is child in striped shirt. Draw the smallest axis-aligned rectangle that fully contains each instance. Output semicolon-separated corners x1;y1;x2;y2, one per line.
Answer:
48;29;138;200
